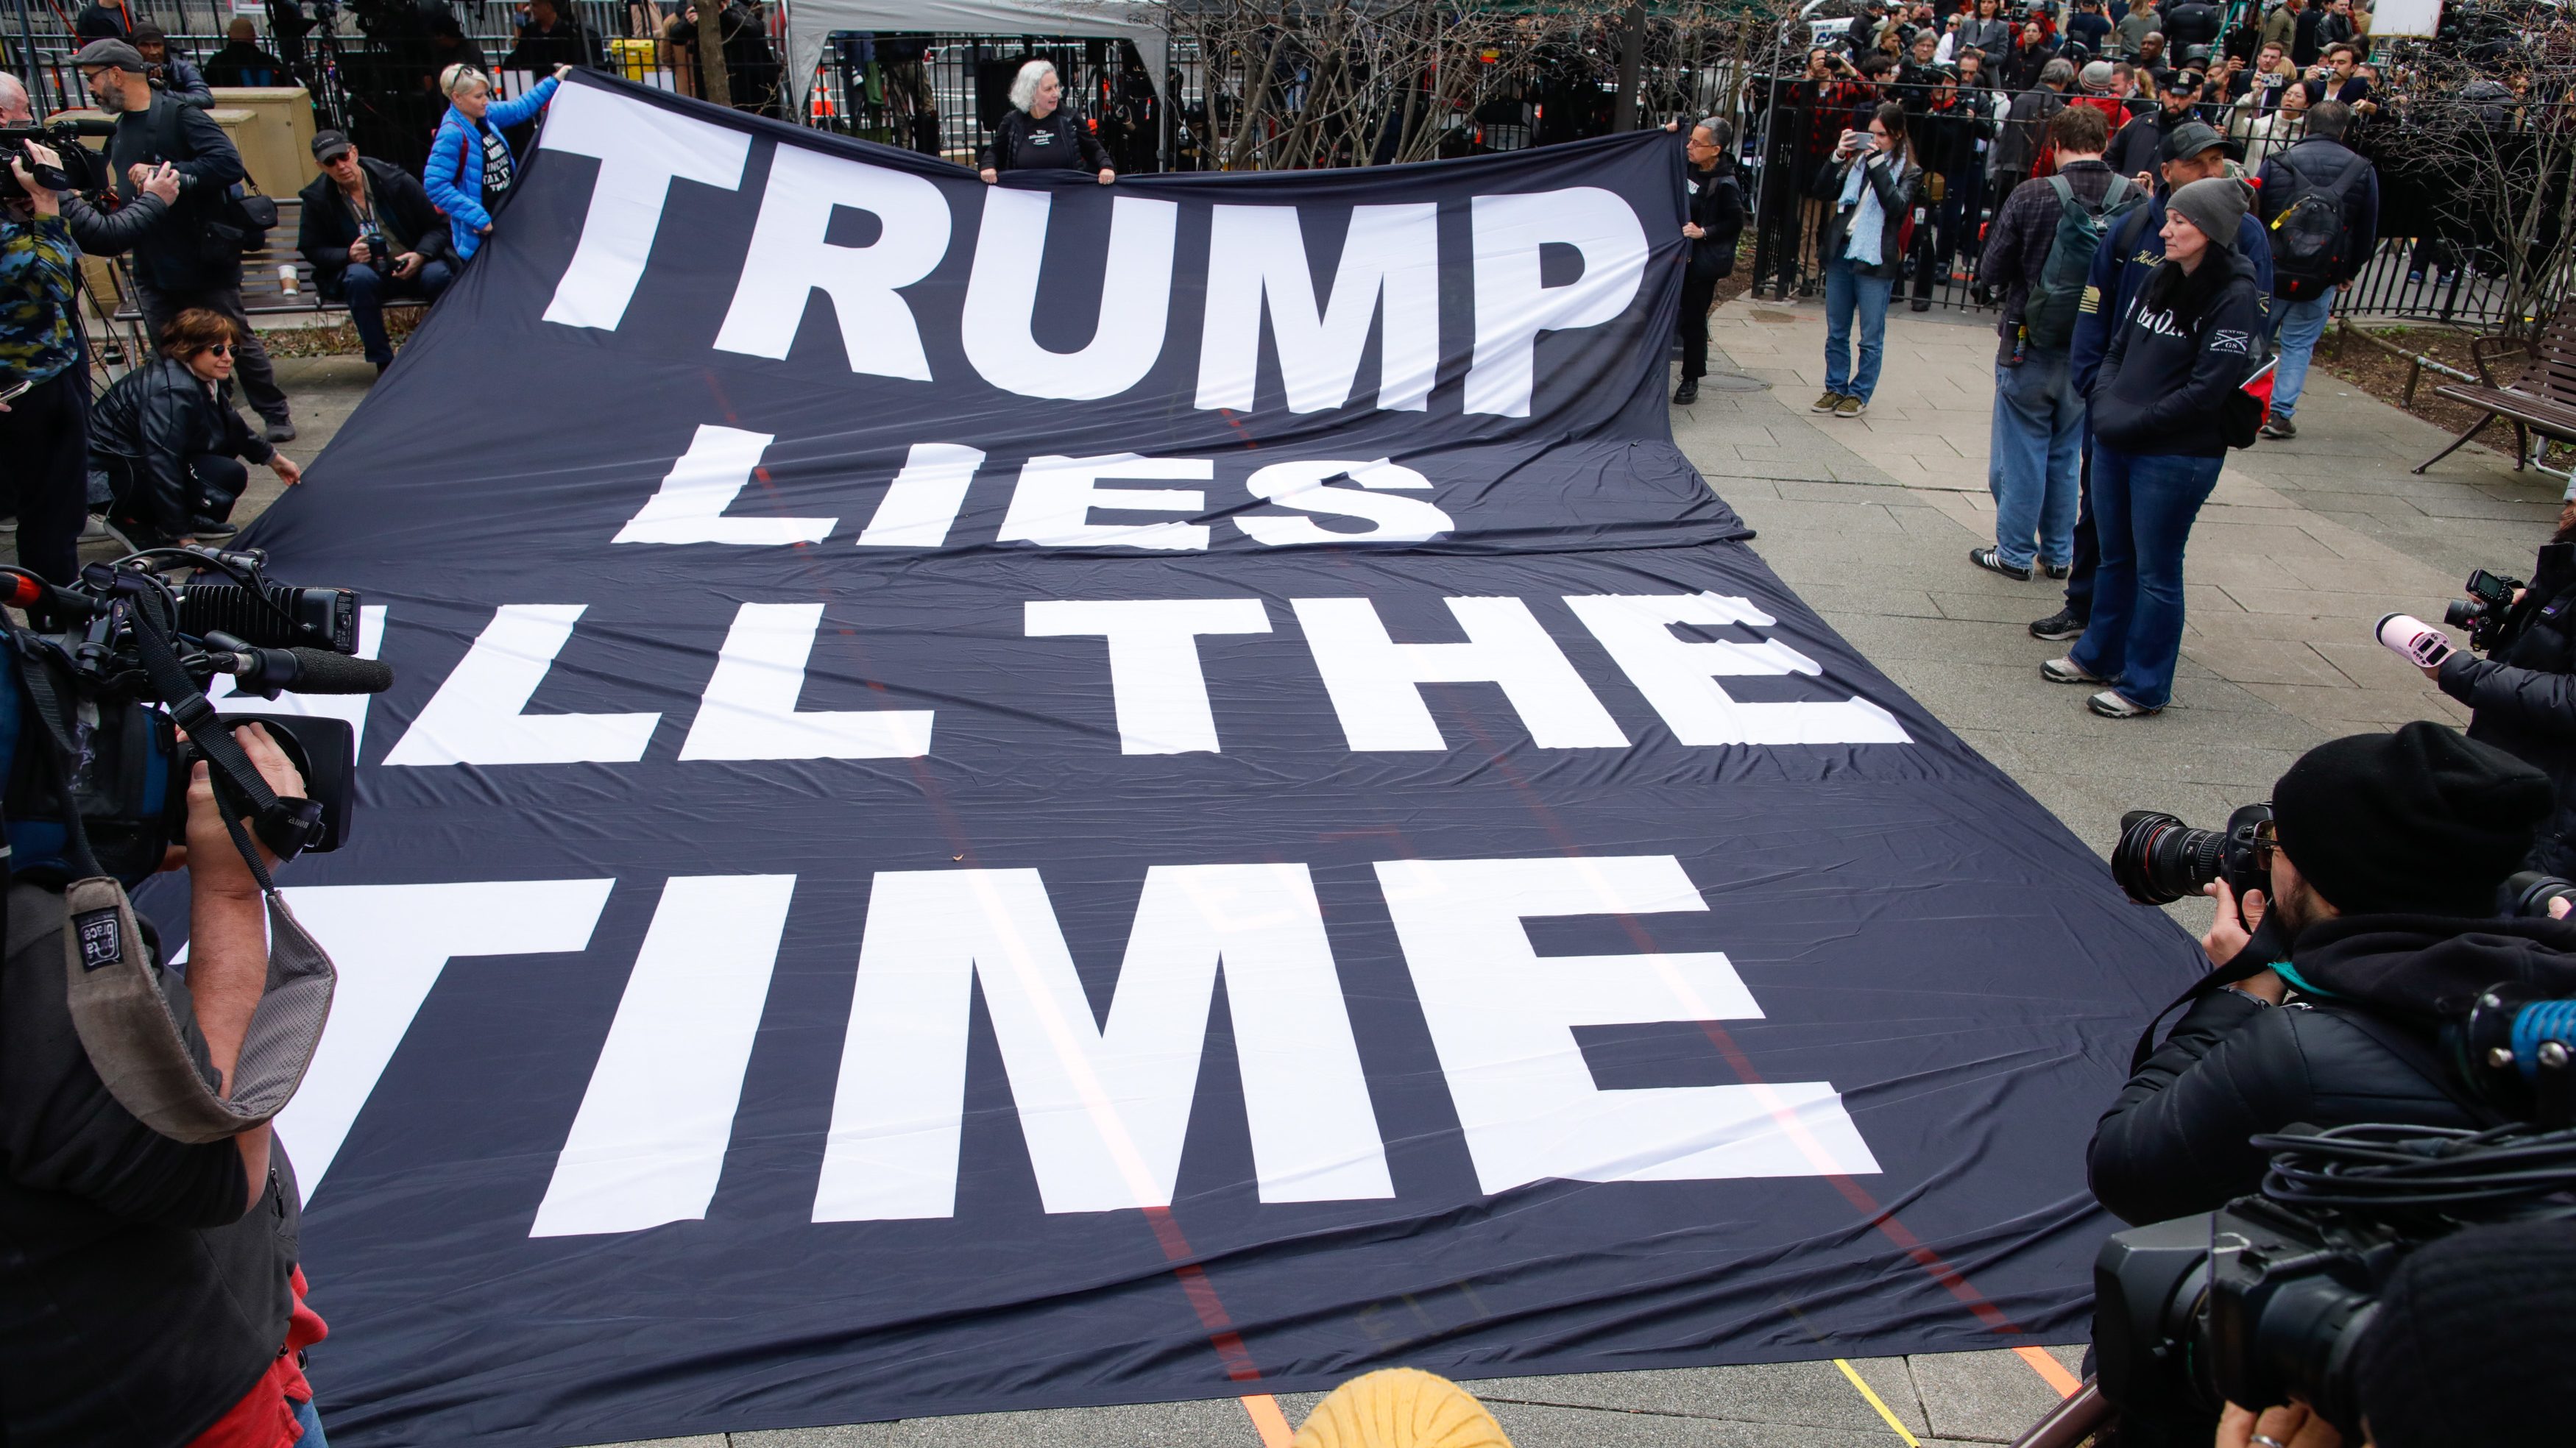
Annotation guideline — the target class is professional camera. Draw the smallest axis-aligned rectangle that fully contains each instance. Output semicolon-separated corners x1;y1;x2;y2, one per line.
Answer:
2508;870;2576;919
0;118;114;202
2109;803;2274;905
2444;567;2523;654
0;546;389;887
2094;1115;2576;1438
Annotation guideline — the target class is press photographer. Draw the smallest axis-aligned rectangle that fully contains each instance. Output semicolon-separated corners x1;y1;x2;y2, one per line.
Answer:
0;549;381;1447
2379;503;2576;882
2088;721;2561;1227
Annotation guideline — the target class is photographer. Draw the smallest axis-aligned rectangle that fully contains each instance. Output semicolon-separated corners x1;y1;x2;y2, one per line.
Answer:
1;147;89;585
296;130;449;375
2088;722;2558;1227
2421;504;2576;880
75;39;297;444
0;720;330;1447
132;24;214;109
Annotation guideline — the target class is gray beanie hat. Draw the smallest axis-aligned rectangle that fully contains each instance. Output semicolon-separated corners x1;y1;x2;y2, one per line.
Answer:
2165;175;2251;250
2079;60;2117;91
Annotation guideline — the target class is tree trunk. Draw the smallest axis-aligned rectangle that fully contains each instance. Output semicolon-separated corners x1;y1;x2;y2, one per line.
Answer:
693;0;732;110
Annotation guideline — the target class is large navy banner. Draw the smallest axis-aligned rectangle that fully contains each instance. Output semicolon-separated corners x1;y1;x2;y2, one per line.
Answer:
187;72;2202;1447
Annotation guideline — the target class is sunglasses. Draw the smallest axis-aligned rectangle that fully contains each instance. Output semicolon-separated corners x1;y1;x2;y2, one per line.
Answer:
203;343;234;356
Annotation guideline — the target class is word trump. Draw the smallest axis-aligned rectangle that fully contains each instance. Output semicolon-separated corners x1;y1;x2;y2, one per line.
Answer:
266;856;1883;1232
534;82;1652;419
375;592;1911;767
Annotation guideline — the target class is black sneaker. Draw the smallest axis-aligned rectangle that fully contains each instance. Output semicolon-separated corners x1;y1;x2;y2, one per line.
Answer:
2029;608;2085;641
2040;561;2071;580
1908;297;1931;312
1969;546;2032;581
1672;378;1699;405
188;519;238;540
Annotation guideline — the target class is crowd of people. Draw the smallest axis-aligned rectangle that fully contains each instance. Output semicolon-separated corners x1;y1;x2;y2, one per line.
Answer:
1672;0;2418;718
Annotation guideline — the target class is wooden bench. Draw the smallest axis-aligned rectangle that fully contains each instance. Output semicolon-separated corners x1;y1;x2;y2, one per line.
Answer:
2415;301;2576;475
108;196;430;332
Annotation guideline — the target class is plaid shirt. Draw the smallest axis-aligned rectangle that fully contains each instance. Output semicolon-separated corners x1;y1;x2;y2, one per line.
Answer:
0;214;78;386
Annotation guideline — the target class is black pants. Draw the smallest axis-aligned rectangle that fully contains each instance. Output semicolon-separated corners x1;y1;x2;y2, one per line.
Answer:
1677;269;1719;380
104;452;250;547
135;281;289;424
2064;428;2098;622
0;368;92;583
193;453;250;525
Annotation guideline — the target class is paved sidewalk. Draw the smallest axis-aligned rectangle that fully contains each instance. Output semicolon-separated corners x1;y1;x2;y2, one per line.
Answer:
21;322;2551;1447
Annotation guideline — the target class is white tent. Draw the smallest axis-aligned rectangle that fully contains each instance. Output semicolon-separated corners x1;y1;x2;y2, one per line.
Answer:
782;0;1170;117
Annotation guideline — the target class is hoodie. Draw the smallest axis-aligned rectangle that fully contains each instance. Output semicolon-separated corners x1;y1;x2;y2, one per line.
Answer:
2089;912;2576;1225
2088;246;2262;457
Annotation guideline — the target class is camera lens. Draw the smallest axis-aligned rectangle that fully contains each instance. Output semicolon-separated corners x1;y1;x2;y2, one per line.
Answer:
2112;811;2230;905
2444;597;2485;630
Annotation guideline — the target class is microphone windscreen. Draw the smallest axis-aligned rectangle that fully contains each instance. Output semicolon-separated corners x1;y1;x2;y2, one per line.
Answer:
287;648;394;695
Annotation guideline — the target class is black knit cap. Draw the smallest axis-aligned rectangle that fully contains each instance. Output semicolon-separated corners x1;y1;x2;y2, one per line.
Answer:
2353;1218;2576;1447
2270;721;2550;915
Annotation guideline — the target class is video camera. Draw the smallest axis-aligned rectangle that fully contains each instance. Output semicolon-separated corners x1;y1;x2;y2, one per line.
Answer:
0;546;390;888
2444;567;2523;653
2095;1118;2576;1439
0;118;115;202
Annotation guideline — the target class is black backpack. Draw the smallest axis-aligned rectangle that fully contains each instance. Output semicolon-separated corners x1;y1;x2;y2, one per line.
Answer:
2265;143;2370;303
2023;174;2144;350
141;93;275;262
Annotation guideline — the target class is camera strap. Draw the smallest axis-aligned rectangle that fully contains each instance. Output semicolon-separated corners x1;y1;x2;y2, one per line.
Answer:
127;587;322;871
1;603;336;1144
2129;914;2290;1073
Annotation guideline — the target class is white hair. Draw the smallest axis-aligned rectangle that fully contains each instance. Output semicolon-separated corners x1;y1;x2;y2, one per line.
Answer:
0;71;29;121
1007;59;1058;114
440;63;490;99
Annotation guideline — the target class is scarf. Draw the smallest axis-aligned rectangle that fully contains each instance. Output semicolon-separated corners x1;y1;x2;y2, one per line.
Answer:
1839;154;1889;266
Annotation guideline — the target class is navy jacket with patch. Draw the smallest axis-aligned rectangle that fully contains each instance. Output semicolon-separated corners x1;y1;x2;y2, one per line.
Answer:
2089;249;2262;457
2071;196;2273;396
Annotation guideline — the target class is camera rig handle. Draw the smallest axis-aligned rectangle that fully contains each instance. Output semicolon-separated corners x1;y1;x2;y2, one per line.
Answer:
2466;985;2576;1129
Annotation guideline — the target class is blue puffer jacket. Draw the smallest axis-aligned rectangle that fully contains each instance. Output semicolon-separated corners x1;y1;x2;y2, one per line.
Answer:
423;74;559;262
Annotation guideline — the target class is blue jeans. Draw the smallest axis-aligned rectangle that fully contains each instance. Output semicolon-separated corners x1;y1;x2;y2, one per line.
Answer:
340;259;454;367
1988;343;2085;570
2070;441;2224;709
293;1394;328;1445
1822;256;1894;401
2266;293;2333;422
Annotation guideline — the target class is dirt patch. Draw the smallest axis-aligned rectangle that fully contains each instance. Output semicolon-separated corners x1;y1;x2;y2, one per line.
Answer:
2317;322;2575;465
258;310;422;360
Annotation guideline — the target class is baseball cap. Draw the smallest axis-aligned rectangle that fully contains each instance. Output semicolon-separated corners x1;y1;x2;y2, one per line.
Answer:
311;129;357;163
2157;118;2240;162
72;38;149;73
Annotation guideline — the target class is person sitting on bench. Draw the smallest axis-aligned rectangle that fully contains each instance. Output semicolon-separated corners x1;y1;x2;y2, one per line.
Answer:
297;129;451;374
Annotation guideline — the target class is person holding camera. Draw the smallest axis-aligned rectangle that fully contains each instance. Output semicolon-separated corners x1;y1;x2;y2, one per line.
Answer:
2089;722;2558;1227
75;38;296;444
2414;505;2576;881
130;24;214;108
0;720;331;1447
1;145;92;585
297;129;450;375
91;308;302;547
1813;102;1920;419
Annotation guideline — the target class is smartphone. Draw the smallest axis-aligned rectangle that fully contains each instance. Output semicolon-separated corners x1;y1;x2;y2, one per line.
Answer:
0;378;33;407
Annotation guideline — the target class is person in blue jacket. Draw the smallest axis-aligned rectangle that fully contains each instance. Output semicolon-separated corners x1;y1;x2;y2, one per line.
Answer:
2027;119;2271;645
424;62;569;263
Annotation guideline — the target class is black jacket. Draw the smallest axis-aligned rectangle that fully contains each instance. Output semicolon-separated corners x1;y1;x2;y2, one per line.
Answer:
106;89;250;293
1685;158;1746;281
2090;249;2262;456
2087;912;2576;1224
980;106;1115;174
2441;542;2576;879
60;190;169;256
2256;135;2381;285
0;883;302;1447
503;15;606;73
89;355;275;542
296;157;451;297
1814;149;1919;281
2107;108;2179;180
156;56;214;109
202;39;292;88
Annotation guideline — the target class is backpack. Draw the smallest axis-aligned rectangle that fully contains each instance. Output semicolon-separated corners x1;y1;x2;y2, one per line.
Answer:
2265;143;2370;302
141;94;275;261
2023;174;2144;349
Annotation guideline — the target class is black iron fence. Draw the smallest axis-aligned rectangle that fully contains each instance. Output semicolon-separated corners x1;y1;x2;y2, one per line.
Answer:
807;33;1164;174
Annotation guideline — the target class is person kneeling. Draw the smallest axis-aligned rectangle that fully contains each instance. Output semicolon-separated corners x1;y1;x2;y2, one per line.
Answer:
297;129;451;375
91;308;301;547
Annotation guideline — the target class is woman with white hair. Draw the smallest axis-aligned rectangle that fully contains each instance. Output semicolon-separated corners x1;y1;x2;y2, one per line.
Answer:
977;59;1114;185
422;60;570;263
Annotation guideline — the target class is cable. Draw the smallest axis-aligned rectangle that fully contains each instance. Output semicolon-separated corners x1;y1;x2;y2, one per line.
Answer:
2254;1121;2576;1219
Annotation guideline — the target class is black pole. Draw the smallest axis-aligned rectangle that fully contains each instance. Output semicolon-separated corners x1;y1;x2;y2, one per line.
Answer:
1612;0;1645;132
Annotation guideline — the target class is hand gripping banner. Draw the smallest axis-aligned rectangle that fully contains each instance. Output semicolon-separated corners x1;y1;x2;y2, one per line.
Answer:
186;71;2205;1447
